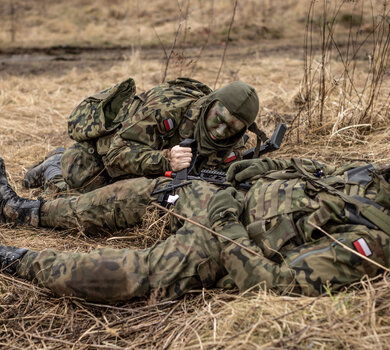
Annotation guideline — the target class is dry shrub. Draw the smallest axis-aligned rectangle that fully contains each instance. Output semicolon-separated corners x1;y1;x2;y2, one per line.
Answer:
295;0;390;145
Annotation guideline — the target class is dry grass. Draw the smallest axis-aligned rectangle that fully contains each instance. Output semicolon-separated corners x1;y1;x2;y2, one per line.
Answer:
0;0;303;48
1;273;390;348
0;0;390;348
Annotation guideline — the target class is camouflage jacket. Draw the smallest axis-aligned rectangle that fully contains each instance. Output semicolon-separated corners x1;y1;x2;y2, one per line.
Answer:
210;158;390;294
68;77;245;178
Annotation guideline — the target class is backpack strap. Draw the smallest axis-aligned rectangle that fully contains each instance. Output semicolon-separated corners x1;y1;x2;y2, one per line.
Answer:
270;180;285;217
291;158;390;235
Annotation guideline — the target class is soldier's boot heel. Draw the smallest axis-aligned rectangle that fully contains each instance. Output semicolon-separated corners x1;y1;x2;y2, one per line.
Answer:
22;147;66;189
0;244;28;275
0;157;42;227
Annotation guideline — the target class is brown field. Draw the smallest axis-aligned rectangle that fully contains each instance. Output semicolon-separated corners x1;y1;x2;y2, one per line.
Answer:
0;0;390;348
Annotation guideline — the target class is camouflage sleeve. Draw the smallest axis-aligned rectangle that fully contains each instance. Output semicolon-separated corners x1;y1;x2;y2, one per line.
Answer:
103;134;171;177
220;225;390;296
294;158;374;176
207;186;284;290
102;86;192;177
220;237;295;293
297;158;336;175
208;187;248;243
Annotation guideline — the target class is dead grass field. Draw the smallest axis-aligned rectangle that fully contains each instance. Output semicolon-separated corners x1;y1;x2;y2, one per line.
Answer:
0;0;390;348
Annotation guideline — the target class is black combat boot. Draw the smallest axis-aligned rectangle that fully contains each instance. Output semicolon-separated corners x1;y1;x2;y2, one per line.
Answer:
22;147;65;188
0;157;42;226
0;244;28;275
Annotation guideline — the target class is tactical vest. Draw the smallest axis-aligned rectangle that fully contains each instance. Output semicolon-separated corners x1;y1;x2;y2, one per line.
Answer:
244;160;390;259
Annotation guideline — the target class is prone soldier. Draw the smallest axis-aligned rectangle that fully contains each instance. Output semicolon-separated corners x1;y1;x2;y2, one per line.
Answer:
0;156;389;301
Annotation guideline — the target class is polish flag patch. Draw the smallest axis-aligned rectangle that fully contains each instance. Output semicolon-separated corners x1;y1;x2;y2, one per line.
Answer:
224;152;237;163
353;238;372;257
163;118;175;132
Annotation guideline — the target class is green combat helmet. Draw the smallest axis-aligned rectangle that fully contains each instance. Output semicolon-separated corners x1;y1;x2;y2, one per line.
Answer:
195;81;261;156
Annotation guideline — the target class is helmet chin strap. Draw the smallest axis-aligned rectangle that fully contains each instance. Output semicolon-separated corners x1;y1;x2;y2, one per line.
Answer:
248;123;268;158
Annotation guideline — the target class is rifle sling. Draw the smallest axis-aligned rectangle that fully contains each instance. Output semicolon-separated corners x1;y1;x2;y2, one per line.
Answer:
248;123;268;158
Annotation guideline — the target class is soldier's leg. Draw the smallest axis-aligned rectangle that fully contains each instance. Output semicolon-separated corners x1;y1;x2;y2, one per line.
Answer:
16;182;225;302
15;225;224;302
222;226;389;296
16;248;150;301
40;177;168;232
1;156;163;230
1;154;170;231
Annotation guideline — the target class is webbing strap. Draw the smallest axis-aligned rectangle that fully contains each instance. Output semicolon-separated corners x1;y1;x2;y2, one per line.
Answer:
349;184;359;197
248;123;268;158
291;158;390;236
285;178;300;214
270;180;284;217
258;182;271;218
325;185;390;235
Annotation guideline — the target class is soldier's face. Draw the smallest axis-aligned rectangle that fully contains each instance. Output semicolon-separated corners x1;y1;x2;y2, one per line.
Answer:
205;101;245;141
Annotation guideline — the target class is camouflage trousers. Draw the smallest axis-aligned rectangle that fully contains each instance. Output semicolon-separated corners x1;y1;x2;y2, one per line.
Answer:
15;181;390;301
17;181;226;302
40;176;170;232
17;222;388;301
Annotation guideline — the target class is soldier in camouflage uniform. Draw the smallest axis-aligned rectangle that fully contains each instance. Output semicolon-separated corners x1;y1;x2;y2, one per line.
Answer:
23;78;262;194
0;157;389;301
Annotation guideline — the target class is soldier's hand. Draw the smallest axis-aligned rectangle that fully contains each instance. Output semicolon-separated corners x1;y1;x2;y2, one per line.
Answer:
208;187;245;227
169;145;193;171
227;159;270;184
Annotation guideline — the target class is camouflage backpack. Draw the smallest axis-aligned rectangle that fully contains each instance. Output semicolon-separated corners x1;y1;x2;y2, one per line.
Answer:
68;78;136;142
244;159;390;259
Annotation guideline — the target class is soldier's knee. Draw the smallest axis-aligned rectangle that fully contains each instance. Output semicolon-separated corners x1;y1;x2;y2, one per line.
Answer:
61;142;108;191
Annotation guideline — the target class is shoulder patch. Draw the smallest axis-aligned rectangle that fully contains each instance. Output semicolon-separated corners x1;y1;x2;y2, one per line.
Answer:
224;151;237;163
163;118;175;132
353;238;372;257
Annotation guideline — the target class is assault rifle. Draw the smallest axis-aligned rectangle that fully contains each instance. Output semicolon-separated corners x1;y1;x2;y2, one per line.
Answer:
153;123;287;202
